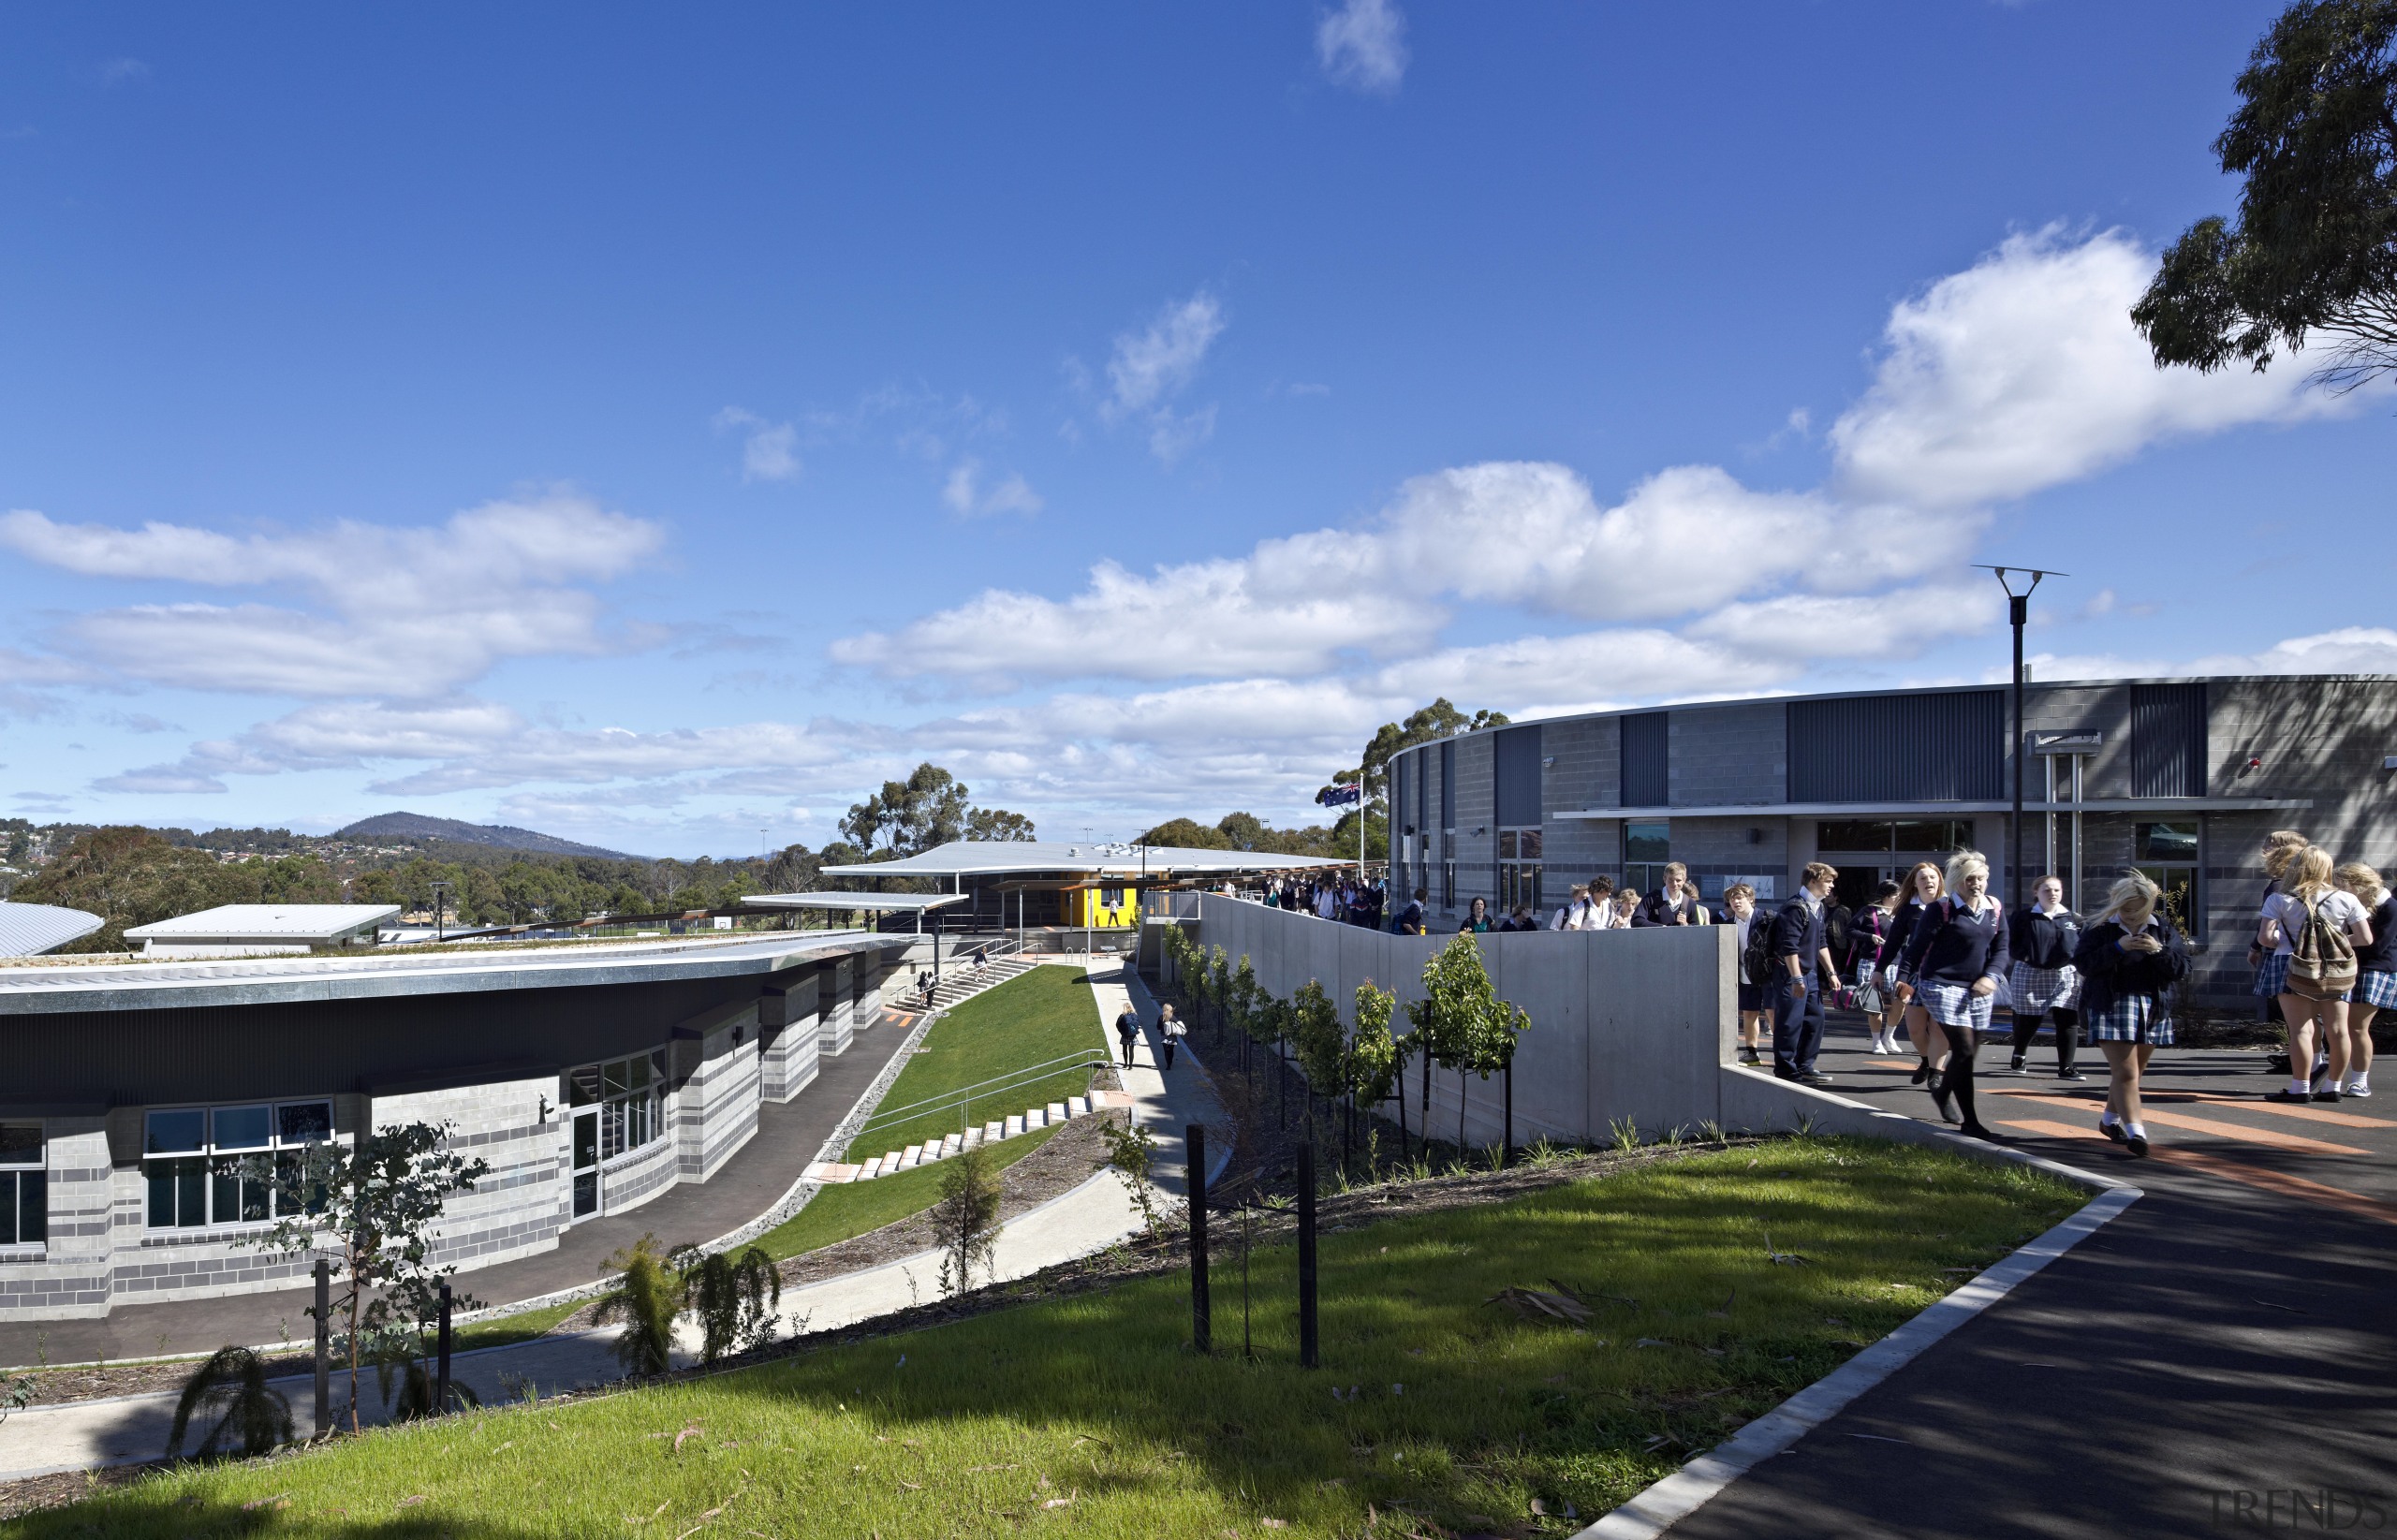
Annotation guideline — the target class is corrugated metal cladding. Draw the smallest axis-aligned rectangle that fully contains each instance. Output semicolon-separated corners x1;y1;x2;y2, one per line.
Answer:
1787;693;2005;800
1620;713;1669;806
1390;755;1405;834
1493;725;1543;826
1440;740;1457;828
1414;748;1427;833
2130;683;2208;797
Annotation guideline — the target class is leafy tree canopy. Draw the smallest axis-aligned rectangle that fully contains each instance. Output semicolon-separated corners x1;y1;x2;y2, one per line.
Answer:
2133;0;2397;389
840;763;1036;857
1320;698;1510;819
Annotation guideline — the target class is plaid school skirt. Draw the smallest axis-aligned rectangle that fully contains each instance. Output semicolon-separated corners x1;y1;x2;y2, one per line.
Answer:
2085;993;2174;1045
2253;952;2291;998
1916;978;1994;1034
2356;970;2397;1010
2009;962;2081;1015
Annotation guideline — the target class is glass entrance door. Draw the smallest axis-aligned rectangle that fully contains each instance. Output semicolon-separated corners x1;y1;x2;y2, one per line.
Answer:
571;1108;599;1218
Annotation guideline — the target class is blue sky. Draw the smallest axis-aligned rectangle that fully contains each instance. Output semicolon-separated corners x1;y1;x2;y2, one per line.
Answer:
1;2;2389;856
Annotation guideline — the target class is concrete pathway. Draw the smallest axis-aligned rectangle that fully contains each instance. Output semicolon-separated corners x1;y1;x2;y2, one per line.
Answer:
0;959;1228;1482
1645;1020;2397;1540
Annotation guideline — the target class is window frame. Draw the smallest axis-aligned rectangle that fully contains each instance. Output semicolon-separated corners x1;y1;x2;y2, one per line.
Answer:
2133;819;2204;944
568;1049;669;1165
142;1100;339;1233
0;1122;44;1248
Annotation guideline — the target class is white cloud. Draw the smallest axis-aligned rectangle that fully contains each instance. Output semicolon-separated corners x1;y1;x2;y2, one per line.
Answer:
0;491;664;698
1316;0;1407;95
941;461;1045;517
99;57;150;86
1147;405;1216;466
1103;292;1224;421
715;407;801;482
1830;227;2355;509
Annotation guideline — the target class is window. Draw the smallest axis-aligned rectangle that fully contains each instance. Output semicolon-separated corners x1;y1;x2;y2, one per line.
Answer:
1815;819;1976;854
0;1124;43;1247
1498;827;1543;918
144;1101;335;1230
1440;826;1456;909
2135;821;2202;941
569;1050;667;1164
1625;820;1670;897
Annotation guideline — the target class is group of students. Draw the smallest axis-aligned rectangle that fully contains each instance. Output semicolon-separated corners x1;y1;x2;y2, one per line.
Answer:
1788;854;2193;1152
1261;875;1387;931
2249;829;2385;1105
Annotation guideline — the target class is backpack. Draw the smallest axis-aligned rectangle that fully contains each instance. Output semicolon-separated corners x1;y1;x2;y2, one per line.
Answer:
2287;896;2360;997
1742;913;1775;985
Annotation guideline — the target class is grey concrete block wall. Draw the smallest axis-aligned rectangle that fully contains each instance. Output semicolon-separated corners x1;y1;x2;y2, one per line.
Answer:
1197;896;1732;1150
0;1120;113;1321
819;958;857;1055
1541;718;1612;885
1454;734;1496;913
378;1078;568;1273
676;1015;762;1184
1669;702;1786;808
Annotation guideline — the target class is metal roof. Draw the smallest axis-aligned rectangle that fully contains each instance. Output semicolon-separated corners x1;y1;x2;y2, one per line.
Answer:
124;902;402;944
820;840;1349;879
743;891;970;912
0;902;105;958
0;929;905;1016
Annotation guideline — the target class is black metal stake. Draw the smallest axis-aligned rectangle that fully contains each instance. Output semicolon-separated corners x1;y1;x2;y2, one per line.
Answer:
1503;1062;1513;1169
1241;1201;1253;1360
434;1283;453;1415
1297;1141;1319;1370
1188;1124;1211;1355
313;1258;330;1436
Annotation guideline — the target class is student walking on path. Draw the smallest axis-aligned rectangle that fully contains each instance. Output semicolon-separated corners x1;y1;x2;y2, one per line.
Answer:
1157;1003;1184;1071
2252;829;2310;1077
1885;860;1944;1081
1769;862;1842;1085
1851;880;1900;1055
1720;882;1769;1066
2335;862;2390;1098
1114;1003;1141;1069
1633;863;1711;927
2075;872;2191;1157
2008;874;2085;1080
1895;849;2010;1138
2260;845;2375;1104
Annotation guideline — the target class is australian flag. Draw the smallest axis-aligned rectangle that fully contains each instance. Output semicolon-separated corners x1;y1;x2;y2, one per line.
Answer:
1316;783;1362;808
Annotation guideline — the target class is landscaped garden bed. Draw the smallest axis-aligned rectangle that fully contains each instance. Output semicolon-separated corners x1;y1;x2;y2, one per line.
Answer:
4;1136;2086;1536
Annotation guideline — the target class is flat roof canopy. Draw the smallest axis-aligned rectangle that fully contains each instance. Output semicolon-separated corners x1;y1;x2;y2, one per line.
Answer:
821;840;1349;881
0;902;106;958
743;891;970;913
124;902;402;945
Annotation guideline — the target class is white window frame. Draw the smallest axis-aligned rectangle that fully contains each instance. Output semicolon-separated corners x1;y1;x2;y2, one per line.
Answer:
0;1122;43;1248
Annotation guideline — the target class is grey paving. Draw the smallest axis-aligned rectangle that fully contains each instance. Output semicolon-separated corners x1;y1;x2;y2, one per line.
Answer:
1664;1021;2397;1540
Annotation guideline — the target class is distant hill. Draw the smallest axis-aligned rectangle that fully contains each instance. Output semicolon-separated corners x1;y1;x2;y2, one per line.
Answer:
332;813;639;860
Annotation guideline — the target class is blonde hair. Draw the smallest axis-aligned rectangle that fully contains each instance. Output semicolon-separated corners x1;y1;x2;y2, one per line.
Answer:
2263;830;2309;880
1944;848;1989;891
1904;860;1944;902
2096;871;2160;929
2285;845;2335;905
2335;862;2387;909
1663;861;1688;881
1617;887;1640;905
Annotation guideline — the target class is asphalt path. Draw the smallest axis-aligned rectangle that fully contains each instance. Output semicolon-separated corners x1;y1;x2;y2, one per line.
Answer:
1672;1015;2396;1540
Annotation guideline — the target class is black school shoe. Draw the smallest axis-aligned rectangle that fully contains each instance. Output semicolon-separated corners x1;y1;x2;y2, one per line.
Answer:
1738;1047;1761;1065
2101;1120;2128;1144
1909;1060;1932;1085
1930;1083;1960;1123
2313;1089;2342;1103
2125;1130;2150;1157
2007;1055;2029;1075
2057;1067;2087;1081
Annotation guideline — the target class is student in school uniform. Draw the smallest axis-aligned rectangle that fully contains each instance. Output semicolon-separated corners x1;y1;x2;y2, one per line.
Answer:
1633;863;1711;927
1884;861;1944;1081
2251;830;2310;1076
1768;862;1843;1085
1850;880;1901;1055
2076;872;2191;1157
2334;863;2390;1099
2008;875;2086;1080
2259;845;2375;1104
1895;849;2009;1137
1719;882;1769;1066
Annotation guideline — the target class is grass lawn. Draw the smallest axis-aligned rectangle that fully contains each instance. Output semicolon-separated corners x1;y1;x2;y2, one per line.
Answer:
449;1297;593;1354
853;965;1110;1159
42;1138;2085;1539
749;1122;1068;1262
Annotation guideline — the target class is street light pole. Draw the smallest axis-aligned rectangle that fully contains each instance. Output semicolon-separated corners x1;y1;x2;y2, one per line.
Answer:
1978;565;2066;903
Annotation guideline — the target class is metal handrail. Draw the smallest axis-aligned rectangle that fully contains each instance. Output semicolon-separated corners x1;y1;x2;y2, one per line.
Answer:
852;1049;1108;1137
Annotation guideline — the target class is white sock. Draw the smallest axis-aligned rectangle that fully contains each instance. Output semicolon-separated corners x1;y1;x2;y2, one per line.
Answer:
2126;1122;2146;1139
2288;1078;2314;1095
2099;1109;2119;1128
